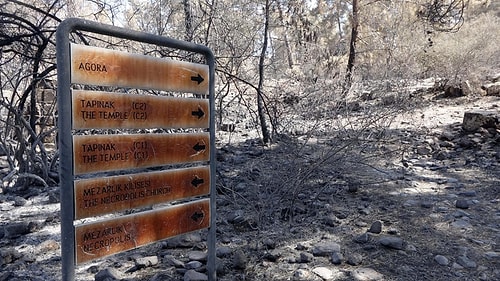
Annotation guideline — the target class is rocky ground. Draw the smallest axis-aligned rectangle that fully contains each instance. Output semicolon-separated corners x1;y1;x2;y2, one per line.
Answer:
0;87;499;281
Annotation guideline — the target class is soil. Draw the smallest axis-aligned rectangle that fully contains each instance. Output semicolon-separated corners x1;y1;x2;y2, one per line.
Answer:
0;91;499;281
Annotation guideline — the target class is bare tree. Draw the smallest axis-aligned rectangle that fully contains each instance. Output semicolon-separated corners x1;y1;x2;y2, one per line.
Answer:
0;0;63;190
257;0;272;144
418;0;466;32
183;0;194;42
344;0;359;93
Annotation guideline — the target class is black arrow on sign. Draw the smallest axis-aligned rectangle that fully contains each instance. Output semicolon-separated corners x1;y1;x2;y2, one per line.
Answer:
191;176;204;187
191;106;205;119
193;142;206;152
191;211;205;223
191;74;204;85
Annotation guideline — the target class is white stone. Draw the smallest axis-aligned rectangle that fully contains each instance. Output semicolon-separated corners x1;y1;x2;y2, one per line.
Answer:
313;267;334;280
351;267;384;281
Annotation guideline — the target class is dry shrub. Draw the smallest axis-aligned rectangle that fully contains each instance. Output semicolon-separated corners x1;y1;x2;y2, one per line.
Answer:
417;12;500;83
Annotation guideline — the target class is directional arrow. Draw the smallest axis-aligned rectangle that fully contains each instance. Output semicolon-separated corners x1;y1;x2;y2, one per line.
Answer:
193;142;206;152
191;211;205;223
191;106;205;119
191;74;204;85
191;176;205;188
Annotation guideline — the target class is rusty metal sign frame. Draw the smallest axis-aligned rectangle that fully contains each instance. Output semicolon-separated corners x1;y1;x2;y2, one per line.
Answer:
56;18;216;281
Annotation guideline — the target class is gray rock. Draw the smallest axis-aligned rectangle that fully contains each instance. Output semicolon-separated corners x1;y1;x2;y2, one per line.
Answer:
3;222;33;238
263;237;277;249
457;256;476;268
484;251;500;260
403;199;419;207
434;255;449;266
354;233;371;244
87;265;99;274
462;110;499;132
416;145;432;155
312;242;341;256
323;215;340;227
233;250;247;270
405;244;417;252
164;255;185;268
331;251;343;265
334;210;349;219
359;208;371;215
452;262;464;270
451;210;470;218
150;273;174;281
379;236;404;250
456;199;470;209
12;196;27;206
351;267;384;281
185;261;203;270
420;201;434;208
355;221;368;227
0;247;21;265
368;221;382;234
347;183;359;193
188;251;208;262
216;246;231;258
433;150;449;160
459;190;477;197
295;243;308;251
164;233;202;248
451;219;472;229
183;269;208;281
234;182;247;192
263;250;281;262
299;252;314;263
95;268;122;281
346;253;363;266
48;190;60;203
387;228;399;235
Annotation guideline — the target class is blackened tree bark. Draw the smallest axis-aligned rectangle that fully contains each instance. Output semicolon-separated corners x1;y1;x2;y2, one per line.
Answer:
257;0;271;144
344;0;358;94
183;0;194;42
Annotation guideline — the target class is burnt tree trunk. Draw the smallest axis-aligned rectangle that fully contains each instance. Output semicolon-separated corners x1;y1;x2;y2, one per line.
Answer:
257;0;271;144
344;0;359;94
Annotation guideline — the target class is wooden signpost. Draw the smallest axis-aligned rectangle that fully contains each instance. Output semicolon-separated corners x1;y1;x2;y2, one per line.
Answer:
72;90;209;129
75;198;210;264
57;18;215;281
73;133;210;174
70;43;209;95
74;166;210;219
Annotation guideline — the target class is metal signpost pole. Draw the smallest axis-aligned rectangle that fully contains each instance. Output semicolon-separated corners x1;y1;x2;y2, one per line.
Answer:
55;19;75;281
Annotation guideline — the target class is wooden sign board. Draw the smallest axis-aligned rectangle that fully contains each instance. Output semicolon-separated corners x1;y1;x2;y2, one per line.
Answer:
74;166;210;219
70;44;209;95
75;198;210;264
73;133;210;175
72;90;209;129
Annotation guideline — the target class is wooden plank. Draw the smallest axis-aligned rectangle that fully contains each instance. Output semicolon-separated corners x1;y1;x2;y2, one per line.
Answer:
70;43;209;95
74;166;210;219
72;90;209;129
75;199;210;264
73;133;209;175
